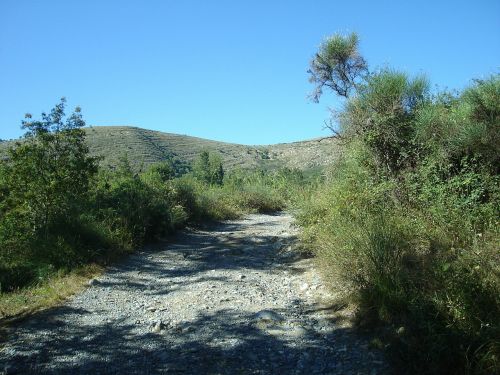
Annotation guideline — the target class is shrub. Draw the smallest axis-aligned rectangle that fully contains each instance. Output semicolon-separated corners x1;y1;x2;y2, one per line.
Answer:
0;99;99;291
192;150;224;185
304;32;500;374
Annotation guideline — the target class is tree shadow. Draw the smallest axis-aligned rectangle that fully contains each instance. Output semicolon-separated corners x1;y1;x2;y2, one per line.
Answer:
1;303;386;374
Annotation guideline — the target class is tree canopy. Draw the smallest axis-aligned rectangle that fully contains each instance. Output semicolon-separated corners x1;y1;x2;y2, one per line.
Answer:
308;32;368;101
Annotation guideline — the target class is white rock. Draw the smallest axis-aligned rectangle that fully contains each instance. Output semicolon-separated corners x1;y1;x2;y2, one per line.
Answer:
151;321;164;333
299;283;309;292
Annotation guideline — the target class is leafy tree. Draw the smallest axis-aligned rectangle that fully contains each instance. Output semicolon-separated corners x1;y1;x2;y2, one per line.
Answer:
341;69;429;173
306;33;500;374
193;150;224;185
147;160;176;182
309;33;429;173
1;98;98;238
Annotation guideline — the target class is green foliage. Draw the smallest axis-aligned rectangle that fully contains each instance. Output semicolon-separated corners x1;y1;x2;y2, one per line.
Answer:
2;98;98;238
0;99;99;291
304;33;500;374
140;160;176;184
0;122;304;294
414;76;500;173
299;144;499;374
171;167;301;222
91;170;176;247
192;150;224;185
308;32;368;100
340;69;429;173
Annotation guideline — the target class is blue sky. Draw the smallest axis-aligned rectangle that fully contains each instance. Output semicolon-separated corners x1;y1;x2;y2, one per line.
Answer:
1;1;499;144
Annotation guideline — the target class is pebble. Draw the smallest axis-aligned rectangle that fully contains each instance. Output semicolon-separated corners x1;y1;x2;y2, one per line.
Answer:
151;320;164;333
255;310;284;323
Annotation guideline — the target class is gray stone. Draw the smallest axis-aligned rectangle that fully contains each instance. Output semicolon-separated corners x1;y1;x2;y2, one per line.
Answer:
255;310;283;323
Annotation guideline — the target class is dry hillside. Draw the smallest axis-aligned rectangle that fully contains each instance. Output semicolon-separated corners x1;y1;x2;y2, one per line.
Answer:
1;126;342;172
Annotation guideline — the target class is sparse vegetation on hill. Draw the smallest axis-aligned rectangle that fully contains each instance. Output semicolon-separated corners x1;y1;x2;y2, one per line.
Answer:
79;126;341;172
298;33;499;374
1;124;341;175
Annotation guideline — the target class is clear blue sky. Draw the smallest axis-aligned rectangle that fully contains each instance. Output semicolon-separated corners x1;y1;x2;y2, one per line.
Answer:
1;0;499;144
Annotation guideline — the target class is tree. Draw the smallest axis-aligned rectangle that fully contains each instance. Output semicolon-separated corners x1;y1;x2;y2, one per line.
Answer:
193;150;224;185
147;161;175;182
308;32;368;101
2;98;98;238
308;33;429;173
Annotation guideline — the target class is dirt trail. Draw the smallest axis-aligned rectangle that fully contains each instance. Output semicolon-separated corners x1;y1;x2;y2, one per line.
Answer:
0;213;387;374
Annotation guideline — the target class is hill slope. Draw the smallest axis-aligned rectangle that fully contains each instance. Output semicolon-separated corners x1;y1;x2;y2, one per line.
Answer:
85;126;340;171
1;126;341;172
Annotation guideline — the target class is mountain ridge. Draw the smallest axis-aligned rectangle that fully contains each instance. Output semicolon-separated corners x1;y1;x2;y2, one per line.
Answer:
1;125;341;172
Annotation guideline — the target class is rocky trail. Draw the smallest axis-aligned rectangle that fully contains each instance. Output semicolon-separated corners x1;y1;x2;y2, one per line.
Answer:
0;213;387;374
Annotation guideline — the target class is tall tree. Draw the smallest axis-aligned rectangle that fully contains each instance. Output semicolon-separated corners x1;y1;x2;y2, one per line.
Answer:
2;98;98;237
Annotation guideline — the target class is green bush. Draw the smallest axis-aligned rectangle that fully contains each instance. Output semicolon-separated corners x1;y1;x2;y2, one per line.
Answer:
192;150;224;185
0;99;99;291
305;33;500;375
171;168;291;222
89;161;189;248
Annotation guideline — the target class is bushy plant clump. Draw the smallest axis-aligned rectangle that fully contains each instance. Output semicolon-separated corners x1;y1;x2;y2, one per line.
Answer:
301;33;499;374
173;167;306;222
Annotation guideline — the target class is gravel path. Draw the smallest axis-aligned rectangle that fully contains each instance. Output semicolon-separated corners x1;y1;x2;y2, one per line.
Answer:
0;213;387;374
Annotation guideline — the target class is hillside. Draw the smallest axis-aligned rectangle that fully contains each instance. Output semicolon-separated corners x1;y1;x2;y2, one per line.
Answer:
84;126;340;172
1;126;341;172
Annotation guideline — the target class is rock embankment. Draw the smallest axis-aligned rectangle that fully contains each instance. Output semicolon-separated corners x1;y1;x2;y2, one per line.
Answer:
0;213;387;374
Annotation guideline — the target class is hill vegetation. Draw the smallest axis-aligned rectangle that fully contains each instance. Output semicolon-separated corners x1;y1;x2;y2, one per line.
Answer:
1;125;341;174
84;126;340;172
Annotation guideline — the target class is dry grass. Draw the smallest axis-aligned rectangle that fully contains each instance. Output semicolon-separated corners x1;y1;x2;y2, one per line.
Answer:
0;264;103;330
